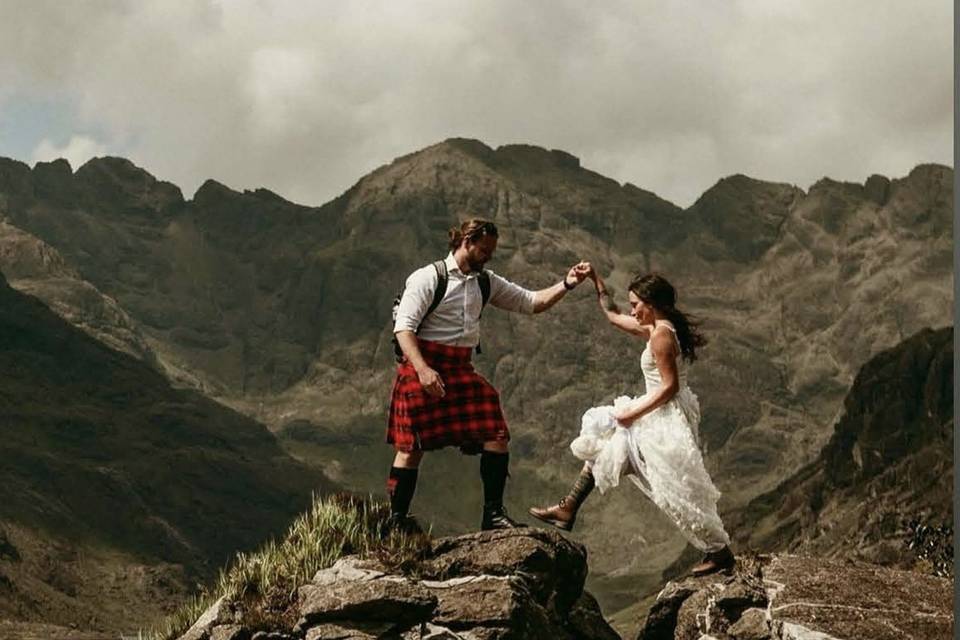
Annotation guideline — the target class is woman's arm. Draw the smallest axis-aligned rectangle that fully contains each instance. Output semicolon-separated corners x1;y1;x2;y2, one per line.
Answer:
591;270;651;338
614;327;680;424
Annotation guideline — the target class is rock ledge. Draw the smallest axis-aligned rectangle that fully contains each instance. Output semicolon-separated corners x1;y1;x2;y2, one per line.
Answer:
178;529;620;640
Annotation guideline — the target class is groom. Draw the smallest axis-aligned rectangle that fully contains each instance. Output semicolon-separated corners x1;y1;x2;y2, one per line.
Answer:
387;218;590;531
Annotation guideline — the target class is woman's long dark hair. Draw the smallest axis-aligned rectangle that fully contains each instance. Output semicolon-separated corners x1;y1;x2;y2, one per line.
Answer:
628;273;707;363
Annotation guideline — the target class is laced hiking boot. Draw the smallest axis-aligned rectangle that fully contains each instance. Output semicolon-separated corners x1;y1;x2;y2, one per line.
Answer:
528;469;594;532
691;546;736;577
481;503;526;531
528;497;578;531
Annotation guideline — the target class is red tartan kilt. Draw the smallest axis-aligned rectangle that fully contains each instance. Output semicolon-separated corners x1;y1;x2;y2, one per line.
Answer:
387;339;509;452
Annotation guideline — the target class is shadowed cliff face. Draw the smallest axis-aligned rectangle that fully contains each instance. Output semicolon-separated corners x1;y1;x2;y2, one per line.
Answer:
0;271;333;631
0;141;951;599
730;326;953;571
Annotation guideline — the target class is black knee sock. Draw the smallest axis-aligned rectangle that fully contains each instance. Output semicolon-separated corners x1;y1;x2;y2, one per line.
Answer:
387;466;419;517
480;451;509;508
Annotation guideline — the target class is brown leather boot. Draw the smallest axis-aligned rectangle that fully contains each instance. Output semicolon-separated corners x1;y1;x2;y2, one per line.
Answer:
691;546;736;577
529;469;595;531
529;497;578;531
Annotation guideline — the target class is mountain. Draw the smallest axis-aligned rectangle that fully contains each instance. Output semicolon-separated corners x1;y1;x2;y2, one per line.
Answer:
729;326;953;570
0;141;951;615
0;217;161;365
0;271;333;632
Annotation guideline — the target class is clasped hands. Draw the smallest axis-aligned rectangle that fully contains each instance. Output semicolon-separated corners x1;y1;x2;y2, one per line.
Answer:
565;261;593;288
569;261;636;426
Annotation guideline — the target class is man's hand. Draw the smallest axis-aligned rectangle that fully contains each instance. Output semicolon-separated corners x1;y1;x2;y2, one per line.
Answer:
566;261;592;287
533;261;593;313
417;366;446;398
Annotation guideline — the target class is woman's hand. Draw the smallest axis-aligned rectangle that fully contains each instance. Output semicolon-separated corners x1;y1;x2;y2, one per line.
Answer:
613;409;636;427
566;261;592;287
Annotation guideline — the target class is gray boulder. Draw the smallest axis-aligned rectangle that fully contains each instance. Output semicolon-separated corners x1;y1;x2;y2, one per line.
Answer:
177;597;242;640
178;530;618;640
425;528;588;617
297;558;437;630
635;554;953;640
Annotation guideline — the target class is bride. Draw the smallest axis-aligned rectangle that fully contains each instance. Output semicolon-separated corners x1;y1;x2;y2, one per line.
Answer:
529;266;735;577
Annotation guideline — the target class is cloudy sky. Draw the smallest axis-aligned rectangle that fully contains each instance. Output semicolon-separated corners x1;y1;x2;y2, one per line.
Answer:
0;1;952;208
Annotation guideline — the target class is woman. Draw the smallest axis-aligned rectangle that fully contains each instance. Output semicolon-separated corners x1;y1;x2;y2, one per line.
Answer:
528;268;735;576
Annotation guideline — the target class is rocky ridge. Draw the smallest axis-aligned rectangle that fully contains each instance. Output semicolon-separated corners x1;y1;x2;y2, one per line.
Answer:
636;554;952;640
172;538;955;640
0;217;160;365
176;529;619;640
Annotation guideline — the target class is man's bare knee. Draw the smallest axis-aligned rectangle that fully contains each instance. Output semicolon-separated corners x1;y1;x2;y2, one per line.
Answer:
393;450;424;468
482;440;509;454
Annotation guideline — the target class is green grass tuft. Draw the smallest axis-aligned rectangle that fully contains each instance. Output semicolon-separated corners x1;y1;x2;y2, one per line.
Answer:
148;492;431;640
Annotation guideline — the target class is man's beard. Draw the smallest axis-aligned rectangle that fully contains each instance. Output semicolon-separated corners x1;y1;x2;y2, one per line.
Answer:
467;257;486;272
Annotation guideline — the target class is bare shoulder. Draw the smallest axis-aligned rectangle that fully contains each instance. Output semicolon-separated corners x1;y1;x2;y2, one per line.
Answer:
649;325;678;355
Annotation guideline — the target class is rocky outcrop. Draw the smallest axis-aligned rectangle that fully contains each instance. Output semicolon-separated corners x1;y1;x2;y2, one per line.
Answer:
177;529;619;640
636;554;953;640
731;327;953;572
824;326;952;484
687;174;803;263
74;156;185;216
0;219;159;364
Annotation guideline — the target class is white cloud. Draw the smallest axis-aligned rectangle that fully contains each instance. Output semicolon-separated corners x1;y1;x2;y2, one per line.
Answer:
246;47;318;138
0;0;952;207
31;134;107;170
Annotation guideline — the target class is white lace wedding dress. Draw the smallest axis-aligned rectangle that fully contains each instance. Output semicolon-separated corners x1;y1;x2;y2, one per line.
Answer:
569;323;731;552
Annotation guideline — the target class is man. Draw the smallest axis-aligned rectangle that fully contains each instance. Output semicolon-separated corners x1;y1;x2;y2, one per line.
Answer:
387;218;590;531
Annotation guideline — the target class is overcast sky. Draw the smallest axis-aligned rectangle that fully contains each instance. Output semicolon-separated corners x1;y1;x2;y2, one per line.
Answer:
0;1;952;208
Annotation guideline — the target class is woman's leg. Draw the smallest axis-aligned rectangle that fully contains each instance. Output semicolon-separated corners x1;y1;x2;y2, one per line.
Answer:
528;462;596;531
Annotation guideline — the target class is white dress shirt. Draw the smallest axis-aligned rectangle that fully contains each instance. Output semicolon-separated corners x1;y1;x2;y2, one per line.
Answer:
393;253;536;347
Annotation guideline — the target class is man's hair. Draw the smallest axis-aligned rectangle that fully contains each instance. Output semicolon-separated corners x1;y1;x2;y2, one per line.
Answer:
448;218;498;250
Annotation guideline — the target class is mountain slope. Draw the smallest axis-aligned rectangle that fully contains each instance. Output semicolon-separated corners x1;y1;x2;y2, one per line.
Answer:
0;217;161;366
0;142;951;605
0;271;333;631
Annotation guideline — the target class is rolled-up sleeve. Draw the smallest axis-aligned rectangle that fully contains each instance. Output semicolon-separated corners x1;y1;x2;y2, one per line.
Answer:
393;266;437;334
487;270;536;315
